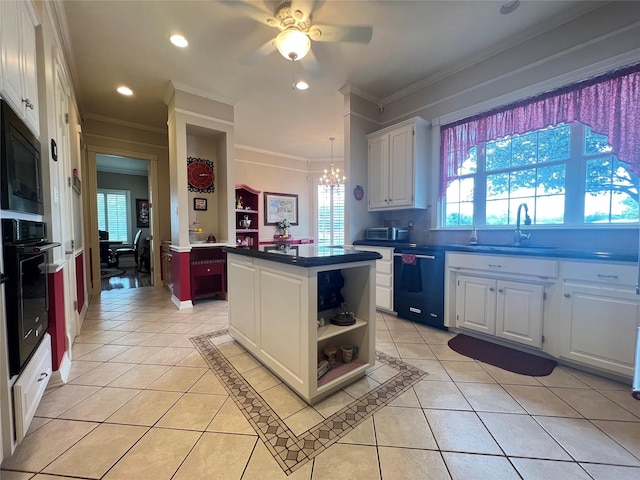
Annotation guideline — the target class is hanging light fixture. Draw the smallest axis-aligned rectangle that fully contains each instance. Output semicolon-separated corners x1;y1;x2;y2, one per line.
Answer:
320;137;345;188
275;28;311;61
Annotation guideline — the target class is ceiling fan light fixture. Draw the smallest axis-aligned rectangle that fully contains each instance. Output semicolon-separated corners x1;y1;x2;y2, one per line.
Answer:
295;80;309;90
275;29;310;61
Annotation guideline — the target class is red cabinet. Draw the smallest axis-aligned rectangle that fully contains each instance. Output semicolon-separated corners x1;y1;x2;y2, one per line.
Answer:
190;247;226;302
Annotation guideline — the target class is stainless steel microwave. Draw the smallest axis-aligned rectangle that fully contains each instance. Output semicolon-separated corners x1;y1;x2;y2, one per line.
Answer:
0;100;43;215
365;227;409;241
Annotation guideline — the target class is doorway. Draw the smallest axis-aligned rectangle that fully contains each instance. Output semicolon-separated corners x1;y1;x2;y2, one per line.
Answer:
85;148;160;295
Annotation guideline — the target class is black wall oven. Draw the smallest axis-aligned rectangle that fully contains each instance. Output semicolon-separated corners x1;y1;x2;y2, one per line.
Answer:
2;219;59;376
394;246;446;330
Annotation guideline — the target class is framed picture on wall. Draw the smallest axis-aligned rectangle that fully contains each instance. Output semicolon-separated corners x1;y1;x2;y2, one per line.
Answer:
264;192;298;225
136;199;150;228
194;197;208;211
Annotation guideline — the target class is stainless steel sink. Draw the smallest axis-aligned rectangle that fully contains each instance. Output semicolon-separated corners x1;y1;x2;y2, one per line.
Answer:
469;243;557;252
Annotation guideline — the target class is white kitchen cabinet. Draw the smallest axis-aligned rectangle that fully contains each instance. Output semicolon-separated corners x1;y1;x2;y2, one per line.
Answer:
367;117;429;210
448;252;555;349
227;251;377;404
0;0;40;136
560;260;640;377
455;274;544;348
354;245;394;311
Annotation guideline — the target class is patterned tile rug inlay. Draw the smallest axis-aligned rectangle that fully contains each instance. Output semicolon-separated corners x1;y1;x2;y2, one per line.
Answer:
191;329;428;475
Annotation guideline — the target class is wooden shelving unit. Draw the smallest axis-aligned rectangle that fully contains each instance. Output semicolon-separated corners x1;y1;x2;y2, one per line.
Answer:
235;184;260;249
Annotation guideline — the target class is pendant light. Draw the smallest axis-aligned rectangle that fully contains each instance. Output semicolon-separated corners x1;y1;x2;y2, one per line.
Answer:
320;137;345;188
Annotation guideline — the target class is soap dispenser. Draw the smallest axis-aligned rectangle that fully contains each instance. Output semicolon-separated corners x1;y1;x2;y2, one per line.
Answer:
470;226;478;244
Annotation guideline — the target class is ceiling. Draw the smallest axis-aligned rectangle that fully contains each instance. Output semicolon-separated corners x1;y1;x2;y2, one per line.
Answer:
60;1;604;161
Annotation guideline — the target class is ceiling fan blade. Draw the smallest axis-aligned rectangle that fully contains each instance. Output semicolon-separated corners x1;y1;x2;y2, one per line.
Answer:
309;24;373;44
242;38;276;66
220;0;277;26
300;49;322;79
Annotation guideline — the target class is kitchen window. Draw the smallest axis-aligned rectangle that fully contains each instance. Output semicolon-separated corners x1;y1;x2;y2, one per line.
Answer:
440;63;640;228
97;189;131;242
317;184;345;246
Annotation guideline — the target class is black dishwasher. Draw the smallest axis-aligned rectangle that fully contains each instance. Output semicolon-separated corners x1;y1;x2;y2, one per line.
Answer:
393;246;446;330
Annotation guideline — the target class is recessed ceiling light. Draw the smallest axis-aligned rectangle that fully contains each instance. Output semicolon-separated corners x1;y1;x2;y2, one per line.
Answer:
170;34;188;48
295;80;309;90
117;86;133;96
499;0;520;15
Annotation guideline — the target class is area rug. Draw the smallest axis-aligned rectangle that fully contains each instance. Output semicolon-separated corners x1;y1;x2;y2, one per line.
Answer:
100;267;126;279
191;329;428;475
448;333;557;376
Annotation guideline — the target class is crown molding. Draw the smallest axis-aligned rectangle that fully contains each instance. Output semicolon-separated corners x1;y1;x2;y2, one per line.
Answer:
83;113;168;135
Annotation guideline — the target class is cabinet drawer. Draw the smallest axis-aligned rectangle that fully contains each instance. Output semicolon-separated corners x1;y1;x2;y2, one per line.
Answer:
448;252;558;278
14;334;51;442
376;273;393;288
377;260;392;275
354;246;393;261
562;260;637;286
191;262;224;277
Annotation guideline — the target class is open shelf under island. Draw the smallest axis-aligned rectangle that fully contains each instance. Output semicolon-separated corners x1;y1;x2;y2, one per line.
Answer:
225;245;381;404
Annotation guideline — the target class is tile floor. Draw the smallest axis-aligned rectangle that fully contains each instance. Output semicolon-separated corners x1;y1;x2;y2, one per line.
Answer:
1;286;639;479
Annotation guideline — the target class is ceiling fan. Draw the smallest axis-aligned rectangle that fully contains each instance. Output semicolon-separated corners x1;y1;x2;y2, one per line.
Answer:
225;1;373;75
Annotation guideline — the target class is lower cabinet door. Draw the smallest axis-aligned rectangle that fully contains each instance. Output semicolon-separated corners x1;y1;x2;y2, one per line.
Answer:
456;275;496;335
495;280;544;348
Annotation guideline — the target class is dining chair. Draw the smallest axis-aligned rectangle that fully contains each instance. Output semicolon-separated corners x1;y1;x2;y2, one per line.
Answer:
115;230;142;266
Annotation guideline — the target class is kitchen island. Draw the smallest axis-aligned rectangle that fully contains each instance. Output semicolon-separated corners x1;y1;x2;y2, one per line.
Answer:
225;245;381;403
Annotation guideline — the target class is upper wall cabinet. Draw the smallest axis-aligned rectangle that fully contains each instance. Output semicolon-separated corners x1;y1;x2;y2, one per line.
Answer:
367;117;429;210
0;0;39;137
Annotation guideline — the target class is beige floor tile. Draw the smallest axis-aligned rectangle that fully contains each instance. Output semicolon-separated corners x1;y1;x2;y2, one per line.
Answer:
107;363;171;389
0;471;35;479
379;446;451;480
106;390;182;426
592;420;640;458
138;332;185;347
162;322;199;334
31;474;94;479
342;375;382;398
110;345;165;363
69;342;101;359
413;380;472;410
225;351;263;373
142;346;193;365
242;440;313;479
417;328;455;344
177;350;209;367
312;390;356;418
376;331;393;342
479;362;543;385
535;416;640;466
366;364;400;384
581;463;640;480
242;366;283;393
442;452;520;480
423;409;501;455
511;458;593;479
600;389;640;419
65;359;102;382
385;317;419;332
68;361;136;386
502;384;581;417
284;406;326;437
35;384;102;418
74;330;128;344
260;384;308;419
396;343;437;360
156;392;227;430
441;361;496;383
75;344;132;362
338;416;376;445
374;406;437;449
312;443;381;480
479;411;572;460
42;423;148;478
188;370;228;395
26;416;52;435
375;341;400;357
173;432;256;479
388;387;421;407
110;331;158;346
403;359;451;381
207;397;256;435
103;427;201;480
59;387;141;422
147;366;207;391
567;369;630;390
535;367;589;388
429;344;476;362
457;383;526;413
389;331;425;343
550;387;638;421
1;419;98;472
134;322;172;333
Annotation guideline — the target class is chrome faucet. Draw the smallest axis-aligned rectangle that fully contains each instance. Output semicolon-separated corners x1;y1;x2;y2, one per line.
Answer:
514;203;532;245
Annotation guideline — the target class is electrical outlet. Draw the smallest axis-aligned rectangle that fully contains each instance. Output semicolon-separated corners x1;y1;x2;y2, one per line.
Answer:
408;221;414;229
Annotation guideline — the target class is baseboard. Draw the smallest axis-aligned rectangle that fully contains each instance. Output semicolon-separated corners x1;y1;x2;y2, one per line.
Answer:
47;351;71;389
171;294;193;310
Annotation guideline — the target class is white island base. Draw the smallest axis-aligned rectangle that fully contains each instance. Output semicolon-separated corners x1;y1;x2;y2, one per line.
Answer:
226;249;378;404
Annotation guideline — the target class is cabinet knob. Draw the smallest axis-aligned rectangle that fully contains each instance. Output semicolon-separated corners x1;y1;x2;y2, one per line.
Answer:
38;372;49;382
498;288;503;293
207;268;211;272
564;293;570;298
489;287;495;292
22;98;34;109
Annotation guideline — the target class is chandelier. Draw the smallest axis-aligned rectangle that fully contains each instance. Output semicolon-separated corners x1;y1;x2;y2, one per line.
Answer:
321;137;345;188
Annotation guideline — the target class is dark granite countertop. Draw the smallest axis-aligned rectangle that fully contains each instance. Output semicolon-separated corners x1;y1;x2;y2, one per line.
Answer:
225;245;382;267
353;240;638;263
